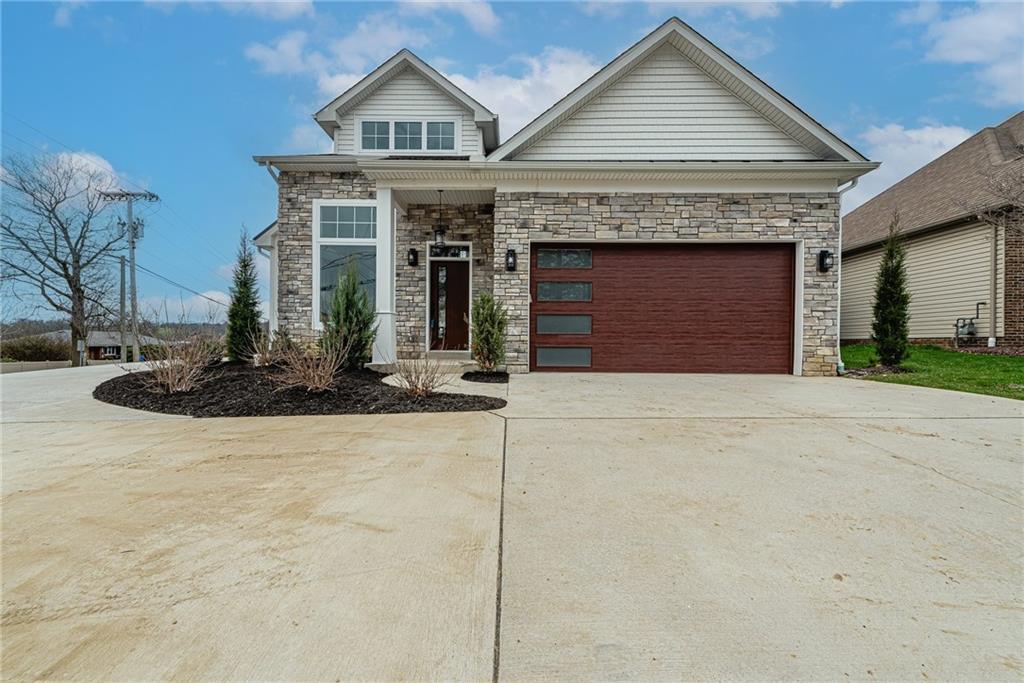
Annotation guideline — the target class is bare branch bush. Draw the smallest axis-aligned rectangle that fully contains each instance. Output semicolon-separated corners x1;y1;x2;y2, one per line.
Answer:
1;153;125;365
391;357;454;397
247;328;273;367
136;302;222;394
272;340;346;393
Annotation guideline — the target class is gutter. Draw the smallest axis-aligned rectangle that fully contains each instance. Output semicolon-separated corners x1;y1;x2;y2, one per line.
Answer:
835;177;858;375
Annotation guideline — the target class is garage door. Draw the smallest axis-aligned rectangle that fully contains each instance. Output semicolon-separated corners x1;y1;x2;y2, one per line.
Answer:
529;243;795;373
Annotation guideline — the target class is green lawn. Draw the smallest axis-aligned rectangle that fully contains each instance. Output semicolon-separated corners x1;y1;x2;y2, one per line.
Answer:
841;344;1024;401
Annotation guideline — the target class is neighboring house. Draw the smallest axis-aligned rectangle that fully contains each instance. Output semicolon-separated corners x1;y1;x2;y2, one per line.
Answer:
254;18;877;375
35;329;162;360
840;112;1023;347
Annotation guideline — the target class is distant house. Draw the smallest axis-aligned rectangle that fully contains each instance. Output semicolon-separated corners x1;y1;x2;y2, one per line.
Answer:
840;112;1023;347
36;330;162;360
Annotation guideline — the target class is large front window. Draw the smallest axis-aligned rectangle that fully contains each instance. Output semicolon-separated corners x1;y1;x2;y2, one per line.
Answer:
315;201;377;327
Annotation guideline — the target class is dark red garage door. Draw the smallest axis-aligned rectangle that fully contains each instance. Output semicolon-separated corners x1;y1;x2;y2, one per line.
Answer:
529;243;795;373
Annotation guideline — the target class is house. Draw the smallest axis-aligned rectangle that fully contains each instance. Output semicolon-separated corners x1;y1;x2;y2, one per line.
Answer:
253;18;877;375
35;329;162;360
840;112;1023;347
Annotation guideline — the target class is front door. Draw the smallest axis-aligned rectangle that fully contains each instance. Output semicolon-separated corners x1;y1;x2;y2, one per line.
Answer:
430;260;470;350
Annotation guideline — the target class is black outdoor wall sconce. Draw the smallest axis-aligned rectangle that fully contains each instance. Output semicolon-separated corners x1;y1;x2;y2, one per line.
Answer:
505;248;517;272
407;248;418;267
818;249;835;273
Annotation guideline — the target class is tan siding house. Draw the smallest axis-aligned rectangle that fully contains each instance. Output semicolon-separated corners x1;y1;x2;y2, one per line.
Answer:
841;112;1023;346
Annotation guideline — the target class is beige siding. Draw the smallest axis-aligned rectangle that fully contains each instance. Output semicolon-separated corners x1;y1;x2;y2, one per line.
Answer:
515;44;816;161
335;68;479;156
840;222;1005;340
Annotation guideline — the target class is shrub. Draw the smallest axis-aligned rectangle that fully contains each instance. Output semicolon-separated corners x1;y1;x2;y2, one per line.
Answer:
225;230;262;361
392;357;454;397
143;335;220;394
469;292;507;372
272;340;345;393
323;262;377;370
0;335;71;361
871;210;911;367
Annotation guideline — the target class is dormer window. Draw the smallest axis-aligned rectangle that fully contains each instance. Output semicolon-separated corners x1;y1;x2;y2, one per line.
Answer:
357;118;459;154
361;121;390;150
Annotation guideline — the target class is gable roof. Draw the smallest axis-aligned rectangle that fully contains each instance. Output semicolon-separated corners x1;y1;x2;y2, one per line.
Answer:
843;112;1024;252
314;49;500;152
488;17;867;163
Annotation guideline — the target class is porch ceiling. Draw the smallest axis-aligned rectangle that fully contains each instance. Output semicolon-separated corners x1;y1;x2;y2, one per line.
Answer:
393;188;495;206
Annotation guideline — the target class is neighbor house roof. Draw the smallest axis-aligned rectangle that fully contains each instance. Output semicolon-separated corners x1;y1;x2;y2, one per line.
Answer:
313;49;500;152
488;17;868;163
35;330;162;347
843;111;1024;252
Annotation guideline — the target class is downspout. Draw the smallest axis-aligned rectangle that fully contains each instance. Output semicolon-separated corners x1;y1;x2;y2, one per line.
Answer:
835;177;858;375
989;223;998;347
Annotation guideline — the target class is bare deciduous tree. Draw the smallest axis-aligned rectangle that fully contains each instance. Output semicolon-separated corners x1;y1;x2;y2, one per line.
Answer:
1;153;126;365
962;162;1024;239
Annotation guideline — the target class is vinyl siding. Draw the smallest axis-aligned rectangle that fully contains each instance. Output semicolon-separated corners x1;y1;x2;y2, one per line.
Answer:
515;44;816;161
334;67;479;156
840;222;1005;340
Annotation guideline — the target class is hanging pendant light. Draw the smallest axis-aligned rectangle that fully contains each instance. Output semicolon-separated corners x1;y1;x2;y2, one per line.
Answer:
433;189;447;247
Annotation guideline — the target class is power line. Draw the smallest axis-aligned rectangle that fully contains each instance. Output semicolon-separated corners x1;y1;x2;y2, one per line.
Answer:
135;263;228;307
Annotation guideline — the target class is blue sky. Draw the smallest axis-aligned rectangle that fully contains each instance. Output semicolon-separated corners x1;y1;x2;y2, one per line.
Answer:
2;0;1022;321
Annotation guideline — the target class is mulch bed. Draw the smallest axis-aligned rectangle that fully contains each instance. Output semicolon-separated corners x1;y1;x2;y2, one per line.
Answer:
93;364;506;417
461;371;509;384
958;346;1024;357
844;365;915;378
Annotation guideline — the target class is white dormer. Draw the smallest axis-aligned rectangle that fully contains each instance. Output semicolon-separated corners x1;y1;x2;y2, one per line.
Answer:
314;50;499;160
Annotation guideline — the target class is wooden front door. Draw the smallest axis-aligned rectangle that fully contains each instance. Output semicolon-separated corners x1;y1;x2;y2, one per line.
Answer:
430;260;470;350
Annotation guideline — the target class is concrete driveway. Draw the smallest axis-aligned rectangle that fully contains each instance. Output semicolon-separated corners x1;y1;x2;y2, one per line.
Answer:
2;367;1021;681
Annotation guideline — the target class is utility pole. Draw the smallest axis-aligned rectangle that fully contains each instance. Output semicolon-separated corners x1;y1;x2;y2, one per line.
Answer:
100;190;159;362
119;255;127;363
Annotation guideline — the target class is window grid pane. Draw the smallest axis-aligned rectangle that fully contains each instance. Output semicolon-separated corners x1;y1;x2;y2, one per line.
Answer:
320;205;376;240
537;282;592;301
361;121;389;150
427;121;456;150
394;122;422;150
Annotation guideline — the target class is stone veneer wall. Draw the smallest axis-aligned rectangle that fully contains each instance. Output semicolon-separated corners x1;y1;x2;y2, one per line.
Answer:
394;204;495;358
1005;229;1023;345
492;191;841;375
275;171;376;341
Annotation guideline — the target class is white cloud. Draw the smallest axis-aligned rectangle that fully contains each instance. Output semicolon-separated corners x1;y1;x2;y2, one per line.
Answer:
218;1;314;20
649;1;784;20
53;0;87;27
448;47;603;137
244;30;317;75
285;121;335;153
904;1;1024;106
328;14;432;72
400;0;499;35
843;122;972;213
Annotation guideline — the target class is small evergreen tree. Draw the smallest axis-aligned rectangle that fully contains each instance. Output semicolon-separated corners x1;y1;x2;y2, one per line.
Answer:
225;229;262;361
323;261;377;370
871;210;911;367
470;292;507;372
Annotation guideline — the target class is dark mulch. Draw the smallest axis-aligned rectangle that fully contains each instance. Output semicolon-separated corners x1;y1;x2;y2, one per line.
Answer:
958;346;1024;357
461;371;509;384
844;365;915;378
93;364;506;417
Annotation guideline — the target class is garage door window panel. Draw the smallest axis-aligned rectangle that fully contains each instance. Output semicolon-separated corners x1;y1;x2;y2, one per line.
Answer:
536;314;592;335
537;282;592;302
537;249;592;269
536;347;592;368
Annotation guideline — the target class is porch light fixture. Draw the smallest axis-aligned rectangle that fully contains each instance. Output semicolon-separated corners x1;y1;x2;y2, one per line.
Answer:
407;248;418;267
433;189;448;247
505;248;517;272
818;249;835;273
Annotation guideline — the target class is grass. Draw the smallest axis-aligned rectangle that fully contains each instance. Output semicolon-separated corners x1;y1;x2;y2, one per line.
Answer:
841;344;1024;400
